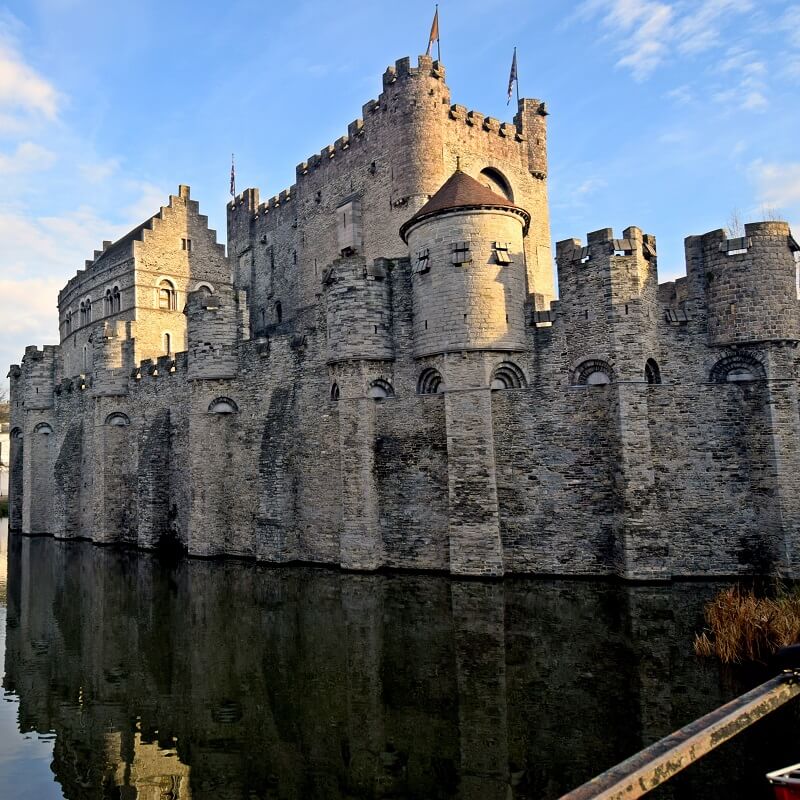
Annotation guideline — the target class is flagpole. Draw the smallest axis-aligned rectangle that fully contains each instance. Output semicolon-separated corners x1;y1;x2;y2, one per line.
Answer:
515;47;520;106
436;5;441;62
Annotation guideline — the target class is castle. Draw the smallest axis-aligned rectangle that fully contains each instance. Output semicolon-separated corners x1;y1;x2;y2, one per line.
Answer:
7;54;800;580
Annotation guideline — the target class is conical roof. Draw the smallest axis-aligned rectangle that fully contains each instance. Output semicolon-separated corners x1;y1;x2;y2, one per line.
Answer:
399;169;530;242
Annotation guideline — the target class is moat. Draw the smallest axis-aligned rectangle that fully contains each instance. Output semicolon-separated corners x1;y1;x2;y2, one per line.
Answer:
1;517;799;800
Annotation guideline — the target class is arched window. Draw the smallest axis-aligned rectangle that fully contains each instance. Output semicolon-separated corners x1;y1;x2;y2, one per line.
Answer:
208;397;238;414
194;282;213;295
480;167;514;201
85;298;92;322
82;345;89;372
112;286;121;313
158;279;176;310
367;379;394;400
330;382;340;401
490;361;527;390
33;422;53;435
163;332;172;355
710;353;765;384
275;301;283;324
65;312;71;336
417;367;444;394
574;359;614;386
80;301;86;326
105;412;130;427
645;358;661;385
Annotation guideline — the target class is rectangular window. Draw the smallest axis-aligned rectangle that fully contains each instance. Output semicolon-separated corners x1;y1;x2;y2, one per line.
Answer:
182;238;192;251
452;241;471;265
413;248;430;274
494;242;512;265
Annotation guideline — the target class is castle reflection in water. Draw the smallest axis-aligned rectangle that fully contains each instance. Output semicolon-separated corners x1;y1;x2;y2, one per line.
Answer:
3;533;800;800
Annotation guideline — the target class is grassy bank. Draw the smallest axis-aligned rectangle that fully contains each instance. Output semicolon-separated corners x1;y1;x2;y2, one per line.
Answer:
695;584;800;664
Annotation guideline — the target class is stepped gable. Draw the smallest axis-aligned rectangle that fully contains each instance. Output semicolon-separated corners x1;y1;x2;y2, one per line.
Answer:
92;217;155;265
400;168;530;242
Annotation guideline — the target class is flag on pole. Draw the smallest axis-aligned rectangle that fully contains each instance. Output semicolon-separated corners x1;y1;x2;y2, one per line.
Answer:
230;154;236;197
427;7;439;57
507;47;518;105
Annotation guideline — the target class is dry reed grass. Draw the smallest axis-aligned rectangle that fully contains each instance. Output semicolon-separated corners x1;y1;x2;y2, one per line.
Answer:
694;585;800;664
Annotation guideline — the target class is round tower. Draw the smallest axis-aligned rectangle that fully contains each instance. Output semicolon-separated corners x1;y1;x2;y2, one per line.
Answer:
400;169;530;359
380;55;450;211
701;221;800;346
186;286;239;381
323;256;394;365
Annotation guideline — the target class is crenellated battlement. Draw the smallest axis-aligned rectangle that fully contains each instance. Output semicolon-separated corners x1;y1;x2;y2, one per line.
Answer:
557;226;657;265
685;220;800;346
16;344;59;410
227;55;542;232
186;286;240;380
381;54;445;88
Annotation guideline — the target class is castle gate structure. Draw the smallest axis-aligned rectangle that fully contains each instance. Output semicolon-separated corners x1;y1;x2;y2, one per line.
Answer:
8;55;800;580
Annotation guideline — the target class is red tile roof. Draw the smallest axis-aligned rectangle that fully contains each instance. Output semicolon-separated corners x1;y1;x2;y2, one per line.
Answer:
400;169;529;241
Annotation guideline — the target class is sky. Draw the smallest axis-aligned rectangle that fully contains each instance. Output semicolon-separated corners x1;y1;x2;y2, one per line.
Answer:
1;0;799;389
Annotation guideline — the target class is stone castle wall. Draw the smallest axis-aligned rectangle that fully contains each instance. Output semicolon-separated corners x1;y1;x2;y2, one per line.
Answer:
8;55;800;580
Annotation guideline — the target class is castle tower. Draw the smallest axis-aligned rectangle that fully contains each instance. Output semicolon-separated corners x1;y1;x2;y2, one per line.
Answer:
686;221;800;576
399;170;531;577
16;346;58;534
227;187;259;291
323;256;395;571
688;221;800;348
91;321;133;397
400;168;530;360
379;55;449;212
323;256;394;364
555;226;660;382
555;227;662;579
186;286;240;381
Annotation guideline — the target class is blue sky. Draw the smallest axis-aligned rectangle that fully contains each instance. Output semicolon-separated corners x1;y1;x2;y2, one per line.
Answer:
1;0;799;388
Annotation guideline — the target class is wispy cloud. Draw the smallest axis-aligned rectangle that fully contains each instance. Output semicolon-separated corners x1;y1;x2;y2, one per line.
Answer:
779;5;800;48
749;160;800;212
675;0;753;54
576;0;754;80
78;158;120;184
0;26;60;124
0;141;56;173
552;174;607;211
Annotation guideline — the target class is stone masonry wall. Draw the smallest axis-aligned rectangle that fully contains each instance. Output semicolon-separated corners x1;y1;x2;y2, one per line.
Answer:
9;53;800;581
227;54;553;342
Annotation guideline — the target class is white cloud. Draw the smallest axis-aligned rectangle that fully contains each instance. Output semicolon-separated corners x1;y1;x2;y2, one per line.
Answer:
779;5;800;48
0;207;126;280
741;91;768;111
710;46;770;112
0;38;60;121
0;276;61;337
578;0;755;80
781;56;800;81
121;180;168;223
0;141;56;173
749;160;800;210
666;84;694;104
675;0;754;54
552;175;607;210
575;177;607;196
78;158;120;184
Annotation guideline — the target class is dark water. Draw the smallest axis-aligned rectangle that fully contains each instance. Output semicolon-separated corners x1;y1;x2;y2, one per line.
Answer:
1;520;799;800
